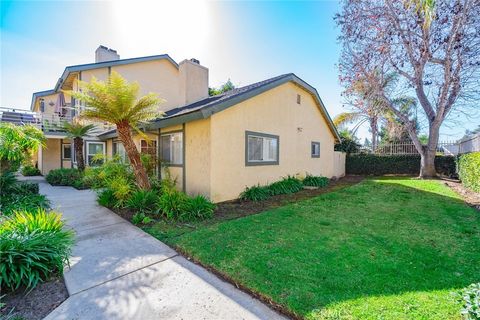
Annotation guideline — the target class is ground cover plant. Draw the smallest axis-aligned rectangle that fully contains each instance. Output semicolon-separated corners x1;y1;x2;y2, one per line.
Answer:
0;209;74;291
240;175;329;201
0;173;49;216
161;178;479;319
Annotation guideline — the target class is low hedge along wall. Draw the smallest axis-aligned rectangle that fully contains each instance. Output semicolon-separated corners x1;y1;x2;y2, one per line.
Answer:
458;152;480;192
346;154;457;176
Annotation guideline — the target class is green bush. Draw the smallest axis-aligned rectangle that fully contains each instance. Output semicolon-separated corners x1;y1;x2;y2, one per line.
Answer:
0;193;49;216
131;212;153;225
268;176;303;195
126;190;159;214
458;152;480;192
21;165;41;176
157;189;188;220
105;176;134;207
14;182;39;195
97;189;117;208
0;209;74;291
455;282;480;320
86;158;134;189
0;172;17;195
303;174;329;187
346;154;457;176
179;195;216;221
240;185;271;201
45;168;83;187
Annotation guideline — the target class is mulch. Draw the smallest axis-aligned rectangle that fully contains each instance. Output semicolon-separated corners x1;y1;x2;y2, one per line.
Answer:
442;178;480;211
1;277;68;320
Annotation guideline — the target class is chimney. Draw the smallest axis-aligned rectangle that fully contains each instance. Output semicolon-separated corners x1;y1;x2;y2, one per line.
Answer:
95;45;120;63
179;58;209;105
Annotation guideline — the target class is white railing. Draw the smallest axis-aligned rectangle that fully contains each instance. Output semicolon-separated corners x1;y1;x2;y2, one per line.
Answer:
0;107;114;135
353;141;461;156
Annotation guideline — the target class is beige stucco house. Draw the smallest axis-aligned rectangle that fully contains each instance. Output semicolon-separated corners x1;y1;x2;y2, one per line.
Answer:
27;46;344;202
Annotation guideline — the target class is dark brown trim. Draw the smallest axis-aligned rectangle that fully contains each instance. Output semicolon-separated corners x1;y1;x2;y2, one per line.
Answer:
245;131;280;166
60;139;63;168
158;128;162;179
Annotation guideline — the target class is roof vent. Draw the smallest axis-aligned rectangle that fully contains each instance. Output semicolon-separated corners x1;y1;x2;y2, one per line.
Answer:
190;58;200;64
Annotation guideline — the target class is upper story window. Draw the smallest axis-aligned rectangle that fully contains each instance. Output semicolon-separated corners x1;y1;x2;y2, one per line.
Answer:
311;141;320;158
245;131;279;166
160;132;183;166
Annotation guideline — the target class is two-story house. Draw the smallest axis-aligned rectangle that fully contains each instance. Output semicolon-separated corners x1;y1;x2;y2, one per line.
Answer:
27;46;344;202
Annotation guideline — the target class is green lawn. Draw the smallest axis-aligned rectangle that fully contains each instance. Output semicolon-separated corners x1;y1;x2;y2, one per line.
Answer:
147;178;480;319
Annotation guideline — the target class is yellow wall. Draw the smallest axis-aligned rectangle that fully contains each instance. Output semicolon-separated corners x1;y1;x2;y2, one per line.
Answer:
185;118;211;197
209;82;336;202
42;138;61;175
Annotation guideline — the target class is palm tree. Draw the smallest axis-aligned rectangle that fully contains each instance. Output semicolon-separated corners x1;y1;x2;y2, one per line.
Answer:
69;72;162;189
63;121;95;171
334;110;381;151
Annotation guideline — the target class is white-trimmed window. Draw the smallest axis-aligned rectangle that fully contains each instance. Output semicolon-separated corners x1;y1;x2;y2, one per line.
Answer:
62;143;72;160
113;141;127;162
160;132;183;165
311;141;320;158
86;141;106;166
245;131;279;166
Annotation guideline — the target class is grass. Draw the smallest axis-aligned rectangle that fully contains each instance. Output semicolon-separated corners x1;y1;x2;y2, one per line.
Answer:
146;178;480;319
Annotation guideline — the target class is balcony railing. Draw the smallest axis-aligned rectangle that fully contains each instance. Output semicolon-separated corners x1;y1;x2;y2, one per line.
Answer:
0;107;114;136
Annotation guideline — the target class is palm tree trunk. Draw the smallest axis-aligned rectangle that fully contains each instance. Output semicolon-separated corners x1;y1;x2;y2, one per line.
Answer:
116;121;151;189
74;137;85;171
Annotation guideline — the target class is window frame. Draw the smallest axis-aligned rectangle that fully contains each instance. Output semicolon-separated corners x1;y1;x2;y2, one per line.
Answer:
245;131;280;166
62;143;72;160
86;141;106;167
160;131;184;167
113;141;127;162
311;141;320;158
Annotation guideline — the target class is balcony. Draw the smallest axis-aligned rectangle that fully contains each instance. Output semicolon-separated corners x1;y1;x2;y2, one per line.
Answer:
0;107;114;136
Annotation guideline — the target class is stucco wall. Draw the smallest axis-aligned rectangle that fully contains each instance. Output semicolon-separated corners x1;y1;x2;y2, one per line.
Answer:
208;82;337;202
42;138;61;175
185;118;211;197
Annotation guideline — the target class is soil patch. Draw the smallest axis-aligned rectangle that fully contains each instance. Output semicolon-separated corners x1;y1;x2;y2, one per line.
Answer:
443;179;480;211
1;277;68;320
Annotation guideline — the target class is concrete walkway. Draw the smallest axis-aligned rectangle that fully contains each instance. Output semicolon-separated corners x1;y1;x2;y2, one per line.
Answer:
32;179;285;320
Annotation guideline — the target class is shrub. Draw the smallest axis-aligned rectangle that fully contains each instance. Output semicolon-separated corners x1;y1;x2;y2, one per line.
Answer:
0;193;49;216
88;158;135;189
46;168;83;187
14;182;39;195
458;152;480;193
268;176;303;195
346;154;457;176
0;209;74;291
303;174;329;188
240;185;271;201
455;283;480;320
106;176;134;207
21;165;41;176
0;172;17;195
157;189;188;220
126;190;159;214
97;189;117;208
131;212;153;225
179;195;215;221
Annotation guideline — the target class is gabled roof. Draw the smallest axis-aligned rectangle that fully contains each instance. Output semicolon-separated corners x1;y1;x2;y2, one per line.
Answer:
54;54;178;91
100;73;340;141
31;54;178;110
30;89;56;111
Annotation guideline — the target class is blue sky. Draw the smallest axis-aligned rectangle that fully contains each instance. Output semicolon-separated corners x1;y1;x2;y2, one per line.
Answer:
1;0;476;141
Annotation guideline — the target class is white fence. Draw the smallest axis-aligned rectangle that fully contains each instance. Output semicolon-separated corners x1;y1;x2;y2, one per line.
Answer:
370;141;459;156
458;133;480;154
333;151;346;177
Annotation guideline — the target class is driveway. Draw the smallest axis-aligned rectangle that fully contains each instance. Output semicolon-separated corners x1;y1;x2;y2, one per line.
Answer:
34;179;285;319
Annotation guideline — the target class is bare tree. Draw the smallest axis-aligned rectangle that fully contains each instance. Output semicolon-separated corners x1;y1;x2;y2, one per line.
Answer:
336;0;480;177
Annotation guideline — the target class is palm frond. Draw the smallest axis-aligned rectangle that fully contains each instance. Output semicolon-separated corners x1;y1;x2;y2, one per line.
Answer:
333;112;364;127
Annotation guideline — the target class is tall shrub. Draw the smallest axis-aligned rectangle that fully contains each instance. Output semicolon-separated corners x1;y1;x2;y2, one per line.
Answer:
458;152;480;192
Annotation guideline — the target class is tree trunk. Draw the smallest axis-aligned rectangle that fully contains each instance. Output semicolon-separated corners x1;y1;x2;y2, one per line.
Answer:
370;117;378;152
116;121;151;190
419;121;440;178
74;137;85;171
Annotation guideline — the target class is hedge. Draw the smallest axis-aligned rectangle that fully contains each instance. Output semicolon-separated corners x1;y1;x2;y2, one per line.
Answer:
458;152;480;192
346;154;457;177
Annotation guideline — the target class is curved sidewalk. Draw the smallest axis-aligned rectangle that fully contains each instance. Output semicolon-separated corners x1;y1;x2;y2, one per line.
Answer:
36;179;285;320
